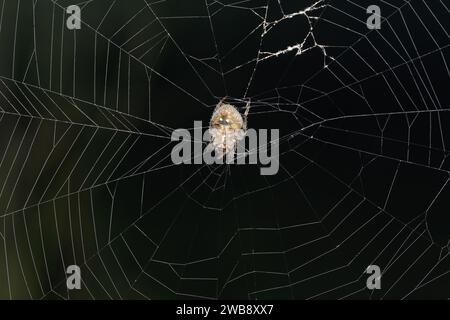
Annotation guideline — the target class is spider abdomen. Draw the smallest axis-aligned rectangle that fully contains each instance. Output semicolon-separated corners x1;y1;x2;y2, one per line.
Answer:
207;99;250;160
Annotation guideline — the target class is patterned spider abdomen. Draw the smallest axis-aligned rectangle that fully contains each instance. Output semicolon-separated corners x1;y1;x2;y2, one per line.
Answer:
210;103;244;131
208;102;247;160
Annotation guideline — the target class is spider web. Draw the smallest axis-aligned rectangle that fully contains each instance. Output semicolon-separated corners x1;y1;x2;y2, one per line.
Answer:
0;0;449;299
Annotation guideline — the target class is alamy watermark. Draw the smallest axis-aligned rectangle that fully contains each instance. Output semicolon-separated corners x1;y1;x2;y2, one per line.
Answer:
171;121;279;176
367;5;381;30
366;265;381;290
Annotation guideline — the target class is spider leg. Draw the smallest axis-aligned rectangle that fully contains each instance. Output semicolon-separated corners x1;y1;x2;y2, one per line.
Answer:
214;96;228;112
244;99;251;117
242;99;251;131
219;95;228;105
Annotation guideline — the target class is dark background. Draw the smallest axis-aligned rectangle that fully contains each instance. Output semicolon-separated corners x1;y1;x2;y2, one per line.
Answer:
0;0;449;299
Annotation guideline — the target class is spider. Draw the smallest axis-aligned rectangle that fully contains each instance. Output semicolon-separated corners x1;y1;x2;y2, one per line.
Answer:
206;97;250;162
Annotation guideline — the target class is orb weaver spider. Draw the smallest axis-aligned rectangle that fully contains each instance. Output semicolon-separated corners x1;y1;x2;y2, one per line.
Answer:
206;97;251;161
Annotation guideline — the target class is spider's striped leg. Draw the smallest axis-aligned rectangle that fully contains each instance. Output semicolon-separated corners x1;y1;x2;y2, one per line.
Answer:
214;96;228;113
219;95;228;105
243;99;251;131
